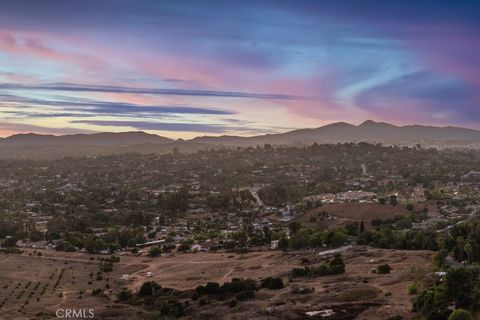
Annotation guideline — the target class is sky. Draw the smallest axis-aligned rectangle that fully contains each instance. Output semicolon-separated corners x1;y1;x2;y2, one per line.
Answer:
0;0;479;139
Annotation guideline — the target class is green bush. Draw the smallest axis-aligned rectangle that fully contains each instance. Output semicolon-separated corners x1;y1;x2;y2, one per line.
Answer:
261;277;284;290
138;281;161;297
117;288;133;301
160;299;184;318
377;264;391;274
229;298;239;308
292;254;345;277
148;245;161;257
448;309;472;320
91;288;102;296
195;278;258;301
407;283;418;295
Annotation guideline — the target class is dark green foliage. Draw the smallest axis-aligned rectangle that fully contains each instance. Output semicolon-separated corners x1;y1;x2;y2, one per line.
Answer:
413;267;480;319
196;282;221;295
117;288;133;301
377;264;391;274
222;278;258;294
448;309;472;320
138;281;162;297
445;268;474;309
195;278;258;302
413;287;450;320
292;254;345;277
278;236;289;251
91;288;102;296
229;298;239;308
160;299;184;318
260;277;284;290
148;245;161;257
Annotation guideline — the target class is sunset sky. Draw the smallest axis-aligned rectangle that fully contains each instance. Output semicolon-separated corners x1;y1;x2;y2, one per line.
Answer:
0;0;479;138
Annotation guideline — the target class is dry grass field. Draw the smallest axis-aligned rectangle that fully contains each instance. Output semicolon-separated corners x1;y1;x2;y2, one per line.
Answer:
0;247;432;319
131;247;432;320
0;250;145;319
295;202;435;228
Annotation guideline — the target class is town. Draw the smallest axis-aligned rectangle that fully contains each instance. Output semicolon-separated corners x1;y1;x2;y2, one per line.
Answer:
1;143;480;319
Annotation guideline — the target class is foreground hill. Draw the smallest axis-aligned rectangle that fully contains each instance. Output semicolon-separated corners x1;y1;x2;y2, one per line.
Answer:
0;247;432;320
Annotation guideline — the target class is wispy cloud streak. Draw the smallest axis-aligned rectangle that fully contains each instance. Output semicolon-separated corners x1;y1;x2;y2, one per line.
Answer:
0;83;309;100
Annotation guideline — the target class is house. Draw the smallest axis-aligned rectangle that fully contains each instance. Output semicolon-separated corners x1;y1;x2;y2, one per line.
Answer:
270;240;279;250
191;244;204;252
136;239;166;248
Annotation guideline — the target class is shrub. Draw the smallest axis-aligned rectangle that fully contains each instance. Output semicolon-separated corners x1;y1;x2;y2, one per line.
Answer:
448;309;472;320
198;295;209;305
160;299;184;318
222;278;258;294
138;281;161;297
117;288;133;301
407;283;418;295
261;277;284;290
292;254;345;277
377;264;391;274
205;282;221;294
235;290;255;301
195;278;258;301
177;243;191;252
91;288;102;296
148;245;161;257
229;298;239;308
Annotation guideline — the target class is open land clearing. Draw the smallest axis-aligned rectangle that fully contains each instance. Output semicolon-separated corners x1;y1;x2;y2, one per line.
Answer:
0;247;432;319
295;202;438;228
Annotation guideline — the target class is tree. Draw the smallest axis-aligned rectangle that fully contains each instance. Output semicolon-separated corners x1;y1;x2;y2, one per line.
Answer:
360;221;365;233
448;309;472;320
263;226;272;242
117;288;133;301
433;249;448;270
288;222;302;235
138;281;161;297
2;236;17;248
278;236;289;252
445;268;474;309
237;232;248;252
177;243;190;252
464;243;473;263
149;245;161;257
261;277;284;289
413;287;449;320
377;264;391;274
329;254;345;274
289;230;309;249
389;195;398;206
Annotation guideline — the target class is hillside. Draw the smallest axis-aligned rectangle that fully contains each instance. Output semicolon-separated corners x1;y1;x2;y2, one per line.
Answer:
1;120;480;159
0;131;173;147
192;120;480;146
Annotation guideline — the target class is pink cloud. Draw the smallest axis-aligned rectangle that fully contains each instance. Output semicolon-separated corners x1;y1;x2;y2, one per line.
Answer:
0;30;106;73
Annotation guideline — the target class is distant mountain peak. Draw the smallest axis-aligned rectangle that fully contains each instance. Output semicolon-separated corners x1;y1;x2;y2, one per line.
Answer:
0;131;173;147
359;120;377;126
358;120;397;128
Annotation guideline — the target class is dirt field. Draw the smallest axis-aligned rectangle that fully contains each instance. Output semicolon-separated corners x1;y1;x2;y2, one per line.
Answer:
0;247;432;319
0;250;145;319
295;202;434;228
130;247;432;320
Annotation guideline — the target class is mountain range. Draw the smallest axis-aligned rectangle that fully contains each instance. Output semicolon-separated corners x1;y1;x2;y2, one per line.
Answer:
1;120;480;158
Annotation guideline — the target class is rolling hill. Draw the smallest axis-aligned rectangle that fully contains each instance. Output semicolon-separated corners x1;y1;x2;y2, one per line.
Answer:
1;120;480;159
